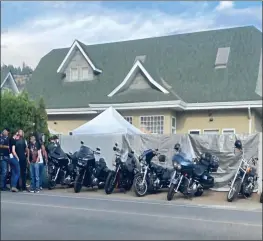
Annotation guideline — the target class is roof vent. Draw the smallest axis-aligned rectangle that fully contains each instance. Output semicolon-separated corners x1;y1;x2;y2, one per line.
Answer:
215;47;230;69
134;55;146;64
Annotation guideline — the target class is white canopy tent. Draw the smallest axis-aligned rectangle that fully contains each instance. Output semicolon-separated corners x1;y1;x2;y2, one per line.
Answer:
71;106;144;135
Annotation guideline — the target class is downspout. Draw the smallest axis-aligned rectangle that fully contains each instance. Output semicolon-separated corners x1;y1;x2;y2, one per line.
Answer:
248;106;252;134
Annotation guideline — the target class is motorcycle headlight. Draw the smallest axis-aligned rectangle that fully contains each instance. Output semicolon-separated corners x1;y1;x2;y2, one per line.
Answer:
78;159;87;166
173;162;181;170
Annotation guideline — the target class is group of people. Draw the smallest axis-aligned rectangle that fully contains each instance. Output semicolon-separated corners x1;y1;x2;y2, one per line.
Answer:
0;127;48;193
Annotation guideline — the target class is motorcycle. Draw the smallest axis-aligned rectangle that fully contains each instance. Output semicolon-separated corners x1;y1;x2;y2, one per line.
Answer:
46;142;77;190
167;144;219;201
93;147;111;189
104;143;139;194
133;149;173;197
227;146;258;202
74;142;110;193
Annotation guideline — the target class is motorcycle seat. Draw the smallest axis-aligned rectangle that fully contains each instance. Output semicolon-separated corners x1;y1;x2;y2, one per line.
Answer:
193;164;207;177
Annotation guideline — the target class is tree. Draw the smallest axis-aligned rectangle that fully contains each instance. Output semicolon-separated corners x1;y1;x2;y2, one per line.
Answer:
0;91;49;139
35;97;49;138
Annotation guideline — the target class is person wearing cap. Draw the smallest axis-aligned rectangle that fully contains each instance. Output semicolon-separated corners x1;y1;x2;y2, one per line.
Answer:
0;128;10;191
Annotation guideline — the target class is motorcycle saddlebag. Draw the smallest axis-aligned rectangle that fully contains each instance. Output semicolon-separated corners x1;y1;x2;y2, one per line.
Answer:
200;174;214;189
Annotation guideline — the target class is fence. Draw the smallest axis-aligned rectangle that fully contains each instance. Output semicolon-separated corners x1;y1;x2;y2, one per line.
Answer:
59;132;262;193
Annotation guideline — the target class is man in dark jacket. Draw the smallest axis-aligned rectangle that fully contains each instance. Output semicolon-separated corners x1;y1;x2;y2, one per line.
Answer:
0;128;10;191
15;129;28;191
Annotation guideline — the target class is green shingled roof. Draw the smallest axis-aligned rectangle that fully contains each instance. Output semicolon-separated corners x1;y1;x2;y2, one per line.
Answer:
26;26;262;109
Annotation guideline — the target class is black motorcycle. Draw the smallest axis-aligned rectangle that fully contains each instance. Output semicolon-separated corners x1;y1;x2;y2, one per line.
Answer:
74;142;110;193
167;144;219;201
104;143;138;194
46;142;77;190
133;149;173;197
227;149;258;202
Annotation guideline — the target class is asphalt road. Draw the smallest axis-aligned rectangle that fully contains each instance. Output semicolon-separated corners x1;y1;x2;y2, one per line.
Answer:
1;191;262;240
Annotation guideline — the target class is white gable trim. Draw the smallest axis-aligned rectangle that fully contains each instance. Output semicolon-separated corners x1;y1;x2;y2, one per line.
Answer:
0;72;19;94
56;40;102;73
107;60;169;97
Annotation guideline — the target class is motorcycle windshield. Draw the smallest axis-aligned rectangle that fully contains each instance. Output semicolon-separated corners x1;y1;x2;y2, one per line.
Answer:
77;145;95;160
172;152;193;166
47;143;67;159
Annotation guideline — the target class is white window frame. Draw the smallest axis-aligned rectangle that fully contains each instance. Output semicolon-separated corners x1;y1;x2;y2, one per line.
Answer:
203;129;220;135
171;116;176;134
140;115;164;134
188;129;201;135
81;67;89;80
222;128;236;135
70;67;78;81
124;116;133;124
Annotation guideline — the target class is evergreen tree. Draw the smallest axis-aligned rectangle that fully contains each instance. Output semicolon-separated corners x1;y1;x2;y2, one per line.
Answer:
35;97;50;140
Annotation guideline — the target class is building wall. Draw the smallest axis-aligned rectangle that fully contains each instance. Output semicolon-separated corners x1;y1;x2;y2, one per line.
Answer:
174;109;249;134
48;114;95;134
47;108;253;135
252;110;262;133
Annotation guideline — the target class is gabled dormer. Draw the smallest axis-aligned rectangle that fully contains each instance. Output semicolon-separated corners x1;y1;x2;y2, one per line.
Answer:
57;40;102;82
108;58;169;97
0;71;19;94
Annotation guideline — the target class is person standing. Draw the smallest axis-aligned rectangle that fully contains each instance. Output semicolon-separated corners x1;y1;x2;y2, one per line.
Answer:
27;135;41;193
15;130;28;192
9;132;20;192
39;139;48;190
0;128;10;191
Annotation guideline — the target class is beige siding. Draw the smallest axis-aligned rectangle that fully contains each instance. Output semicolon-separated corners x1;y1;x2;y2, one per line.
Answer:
48;114;95;134
47;108;254;135
175;109;249;134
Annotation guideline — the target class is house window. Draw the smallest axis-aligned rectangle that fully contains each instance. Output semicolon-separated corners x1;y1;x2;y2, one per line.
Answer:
81;67;89;80
124;116;133;124
70;68;78;81
171;116;176;134
140;115;164;134
222;128;235;135
188;129;201;135
203;129;220;135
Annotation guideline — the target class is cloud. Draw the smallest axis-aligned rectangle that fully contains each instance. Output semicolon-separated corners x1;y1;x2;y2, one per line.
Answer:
1;2;262;68
215;1;234;11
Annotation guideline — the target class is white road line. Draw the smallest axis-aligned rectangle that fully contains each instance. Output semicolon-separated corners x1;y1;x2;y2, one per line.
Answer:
1;200;262;228
4;191;262;213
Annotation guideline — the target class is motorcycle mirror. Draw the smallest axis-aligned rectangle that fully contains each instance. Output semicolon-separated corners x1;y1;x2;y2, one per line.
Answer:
115;143;118;147
113;146;117;151
80;141;84;145
96;147;101;151
155;148;159;152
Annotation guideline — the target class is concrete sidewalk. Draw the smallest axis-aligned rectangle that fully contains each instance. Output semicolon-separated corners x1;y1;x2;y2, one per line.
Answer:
39;187;262;211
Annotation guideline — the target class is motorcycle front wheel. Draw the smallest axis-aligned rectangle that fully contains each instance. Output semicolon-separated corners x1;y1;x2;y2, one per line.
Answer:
227;179;241;202
48;175;56;190
74;174;83;193
133;173;148;197
167;183;176;201
104;171;116;194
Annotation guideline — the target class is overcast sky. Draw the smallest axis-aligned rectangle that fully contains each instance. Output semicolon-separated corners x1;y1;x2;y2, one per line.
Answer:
1;1;262;68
